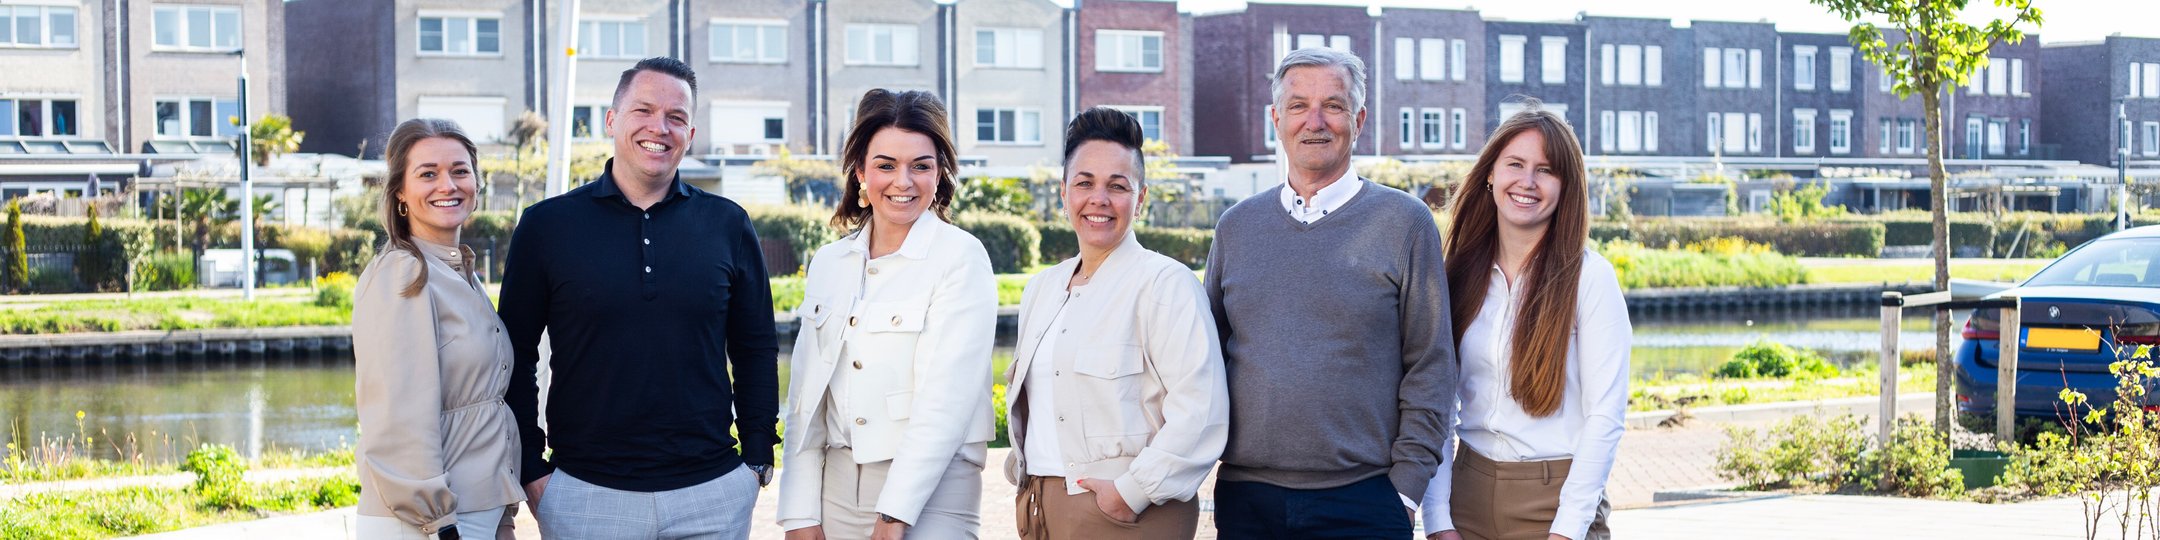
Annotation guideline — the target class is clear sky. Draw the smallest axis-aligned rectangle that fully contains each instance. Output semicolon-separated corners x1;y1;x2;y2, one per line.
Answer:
1169;0;2154;43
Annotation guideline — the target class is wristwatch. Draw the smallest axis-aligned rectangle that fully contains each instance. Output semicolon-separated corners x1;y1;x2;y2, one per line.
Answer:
879;513;907;525
436;527;462;540
749;464;774;487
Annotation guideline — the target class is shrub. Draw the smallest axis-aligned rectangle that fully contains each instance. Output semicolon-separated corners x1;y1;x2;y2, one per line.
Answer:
1135;226;1213;269
1593;218;1883;257
28;267;73;294
1597;239;1806;289
1036;221;1077;264
179;444;247;509
1715;413;1868;490
953;176;1036;216
5;201;25;292
322;229;379;276
991;383;1011;449
1857;416;1965;498
1717;339;1838;379
952;212;1040;274
747;205;842;274
315;272;356;310
280;228;331;281
133;252;197;291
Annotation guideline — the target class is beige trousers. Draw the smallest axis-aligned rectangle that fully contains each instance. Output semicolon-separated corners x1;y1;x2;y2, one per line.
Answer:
819;444;986;539
1014;475;1199;540
1450;445;1612;540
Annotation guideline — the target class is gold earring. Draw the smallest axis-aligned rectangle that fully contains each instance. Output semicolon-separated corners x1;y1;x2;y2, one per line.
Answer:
397;202;408;217
857;192;870;208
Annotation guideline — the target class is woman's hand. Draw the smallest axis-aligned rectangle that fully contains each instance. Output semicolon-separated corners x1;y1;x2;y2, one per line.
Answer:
783;526;826;540
1077;478;1139;523
870;520;907;540
1428;531;1463;540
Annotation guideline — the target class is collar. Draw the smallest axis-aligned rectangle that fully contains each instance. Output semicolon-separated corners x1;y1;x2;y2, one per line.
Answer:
1043;230;1143;292
1278;165;1362;217
589;158;696;204
411;236;473;277
844;212;945;261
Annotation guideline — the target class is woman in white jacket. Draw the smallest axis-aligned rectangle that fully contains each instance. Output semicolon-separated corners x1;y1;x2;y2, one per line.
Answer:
777;88;999;540
1004;107;1229;539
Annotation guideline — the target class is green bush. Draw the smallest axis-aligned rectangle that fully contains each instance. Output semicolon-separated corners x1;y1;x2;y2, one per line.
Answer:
952;212;1040;274
6;201;26;292
133;252;197;291
314;273;356;310
179;444;247;509
1857;416;1965;498
747;205;842;274
1597;239;1806;289
1036;221;1077;264
461;211;518;277
322;229;379;276
991;383;1011;449
1593;218;1883;257
1135;226;1213;269
1715;413;1868;490
1717;340;1838;379
28;267;73;294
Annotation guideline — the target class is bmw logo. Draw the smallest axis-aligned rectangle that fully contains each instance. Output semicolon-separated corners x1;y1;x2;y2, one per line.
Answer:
2049;306;2060;319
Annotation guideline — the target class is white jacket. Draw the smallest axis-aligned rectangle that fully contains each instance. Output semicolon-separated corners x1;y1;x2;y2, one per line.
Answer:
776;214;999;528
1003;232;1229;514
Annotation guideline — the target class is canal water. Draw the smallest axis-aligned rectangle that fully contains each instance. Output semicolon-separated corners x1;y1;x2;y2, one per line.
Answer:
0;307;1945;465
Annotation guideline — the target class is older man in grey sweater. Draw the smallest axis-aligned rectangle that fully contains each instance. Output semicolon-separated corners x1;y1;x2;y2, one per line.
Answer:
1203;47;1455;539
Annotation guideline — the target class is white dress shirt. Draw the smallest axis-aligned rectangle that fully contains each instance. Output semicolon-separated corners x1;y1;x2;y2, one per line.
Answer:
1276;165;1362;224
1423;249;1631;539
1020;285;1081;477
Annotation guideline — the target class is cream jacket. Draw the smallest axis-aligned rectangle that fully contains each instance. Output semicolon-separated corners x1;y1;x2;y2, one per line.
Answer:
353;240;523;535
777;214;999;527
1002;232;1229;515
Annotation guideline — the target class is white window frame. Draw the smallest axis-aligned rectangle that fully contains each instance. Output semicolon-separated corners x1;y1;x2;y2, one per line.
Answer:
2145;64;2160;98
1793;46;1817;91
1108;105;1164;142
2019;119;2031;155
1987;56;2007;96
1879;119;1892;154
152;96;239;140
152;4;241;53
1645;111;1659;152
1399;108;1415;147
2142;122;2157;157
1540;36;1568;84
2010;58;2025;96
0;97;82;138
1704;47;1721;88
1420;38;1445;81
0;5;77;49
1263;106;1278;148
1966;116;1983;156
1499;35;1525;83
1450;39;1467;81
417;13;503;57
1600;44;1615;85
1829;110;1852;154
1617;44;1642;86
975;27;1043;69
1618;110;1642;153
975;107;1042;145
1599;110;1616;152
1096;30;1163;73
1829;47;1852;92
1394;38;1415;81
1725;48;1748;88
1421;108;1446;147
1792;108;1816;154
709;100;790;147
1645;45;1662;87
579;18;648;60
570;104;611;140
416;96;509;143
1707;112;1722;152
1748;49;1763;89
846;23;920;66
710;18;787;64
1897;119;1916;155
1451;108;1468;149
2134;63;2145;99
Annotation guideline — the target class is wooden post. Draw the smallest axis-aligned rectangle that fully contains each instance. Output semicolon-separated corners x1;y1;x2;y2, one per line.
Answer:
1882;291;1903;446
1997;298;2021;442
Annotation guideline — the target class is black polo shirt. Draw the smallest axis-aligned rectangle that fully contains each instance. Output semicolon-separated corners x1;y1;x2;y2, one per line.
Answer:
500;160;779;492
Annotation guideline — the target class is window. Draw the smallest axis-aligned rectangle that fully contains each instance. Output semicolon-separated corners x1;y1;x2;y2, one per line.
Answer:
570;105;610;139
1829;47;1852;92
975;28;1043;69
1097;30;1162;72
1748;49;1762;88
1897;119;1916;155
1540;37;1567;84
2019;119;2031;155
152;4;240;52
1986;57;2007;95
2146;64;2160;98
1793;109;1816;154
1399;108;1415;147
2143;122;2157;157
416;96;507;142
419;15;501;55
1395;38;1414;81
1880;119;1892;154
1451;109;1467;149
710;101;789;146
580;20;647;59
1499;35;1525;83
0;99;78;137
1114;107;1163;142
1422;109;1445;147
1966;117;1983;157
1617;44;1642;86
1297;33;1349;52
1725;49;1748;88
1984;120;2004;156
1881;64;1894;92
712;20;786;63
1263;106;1277;148
1420;38;1444;81
1703;47;1721;88
1645;45;1662;86
1829;110;1852;154
153;98;239;139
2010;58;2025;95
1451;39;1467;81
0;5;76;48
1599;111;1615;152
1645;111;1659;152
2135;63;2146;98
1794;46;1816;91
1601;44;1614;85
1618;111;1642;153
847;24;918;66
1706;112;1721;152
975;108;1041;144
1747;113;1762;152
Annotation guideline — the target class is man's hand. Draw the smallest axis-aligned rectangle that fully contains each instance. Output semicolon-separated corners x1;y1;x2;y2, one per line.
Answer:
1077;478;1138;523
1428;531;1463;540
870;519;906;540
523;474;551;513
783;525;826;540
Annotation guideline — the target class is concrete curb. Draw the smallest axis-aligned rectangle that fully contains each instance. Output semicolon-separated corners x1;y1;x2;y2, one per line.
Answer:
1626;392;1937;430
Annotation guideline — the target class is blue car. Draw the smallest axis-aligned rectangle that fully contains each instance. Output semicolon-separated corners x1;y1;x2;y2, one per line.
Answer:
1954;225;2160;422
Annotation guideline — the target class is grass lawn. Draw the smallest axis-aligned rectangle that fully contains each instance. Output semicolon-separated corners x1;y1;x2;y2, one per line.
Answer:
0;297;349;335
1;448;353;484
0;475;358;539
1802;259;2051;285
1631;363;1938;412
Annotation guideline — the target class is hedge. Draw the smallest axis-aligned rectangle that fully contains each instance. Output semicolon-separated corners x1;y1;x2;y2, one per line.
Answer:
1845;211;2160;258
1592;218;1884;258
747;205;842;276
1036;221;1078;265
952;212;1040;274
1135;227;1212;269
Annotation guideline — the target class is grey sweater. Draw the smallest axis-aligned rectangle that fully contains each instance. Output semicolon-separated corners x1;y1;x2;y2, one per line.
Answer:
1202;179;1456;502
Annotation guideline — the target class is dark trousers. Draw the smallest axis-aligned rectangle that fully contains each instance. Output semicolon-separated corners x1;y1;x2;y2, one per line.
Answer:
1214;475;1413;540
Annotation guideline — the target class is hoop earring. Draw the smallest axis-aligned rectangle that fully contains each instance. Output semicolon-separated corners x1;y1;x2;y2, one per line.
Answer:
397;202;408;217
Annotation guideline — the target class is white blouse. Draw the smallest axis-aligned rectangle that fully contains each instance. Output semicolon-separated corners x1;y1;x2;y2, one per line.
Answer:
1423;249;1631;539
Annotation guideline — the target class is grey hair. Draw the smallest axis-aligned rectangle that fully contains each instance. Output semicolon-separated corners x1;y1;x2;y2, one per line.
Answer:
1270;47;1368;114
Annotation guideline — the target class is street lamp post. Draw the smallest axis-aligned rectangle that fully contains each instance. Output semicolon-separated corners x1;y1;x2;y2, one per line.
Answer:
236;50;255;301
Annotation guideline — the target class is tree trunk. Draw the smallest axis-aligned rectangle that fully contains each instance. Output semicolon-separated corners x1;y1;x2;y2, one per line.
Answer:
1924;85;1954;434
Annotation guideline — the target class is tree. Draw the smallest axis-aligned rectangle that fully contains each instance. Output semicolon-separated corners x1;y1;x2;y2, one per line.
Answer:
182;188;238;256
752;147;842;206
243;114;304;167
504;111;549;212
82;204;106;291
3;200;24;293
1811;0;2042;433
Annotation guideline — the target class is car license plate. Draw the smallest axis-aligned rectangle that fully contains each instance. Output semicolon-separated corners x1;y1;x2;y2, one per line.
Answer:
2025;327;2100;352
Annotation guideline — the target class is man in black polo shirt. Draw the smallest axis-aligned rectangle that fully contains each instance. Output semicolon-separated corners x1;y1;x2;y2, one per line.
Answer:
500;56;778;539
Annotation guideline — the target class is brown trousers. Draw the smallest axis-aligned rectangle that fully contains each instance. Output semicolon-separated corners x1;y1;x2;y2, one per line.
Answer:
1014;476;1199;540
1450;446;1613;540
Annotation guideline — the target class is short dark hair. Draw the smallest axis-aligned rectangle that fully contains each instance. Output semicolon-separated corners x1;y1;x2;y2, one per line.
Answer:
613;57;698;107
832;89;959;231
1061;107;1148;186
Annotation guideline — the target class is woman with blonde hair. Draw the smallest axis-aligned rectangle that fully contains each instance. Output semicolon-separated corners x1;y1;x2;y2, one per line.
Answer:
353;118;523;540
1425;103;1629;540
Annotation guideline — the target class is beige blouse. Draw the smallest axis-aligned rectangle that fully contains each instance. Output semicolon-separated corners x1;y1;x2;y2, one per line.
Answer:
353;238;523;535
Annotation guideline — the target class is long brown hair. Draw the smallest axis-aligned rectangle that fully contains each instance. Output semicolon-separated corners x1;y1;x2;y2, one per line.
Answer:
831;89;958;231
380;118;479;298
1444;102;1589;418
